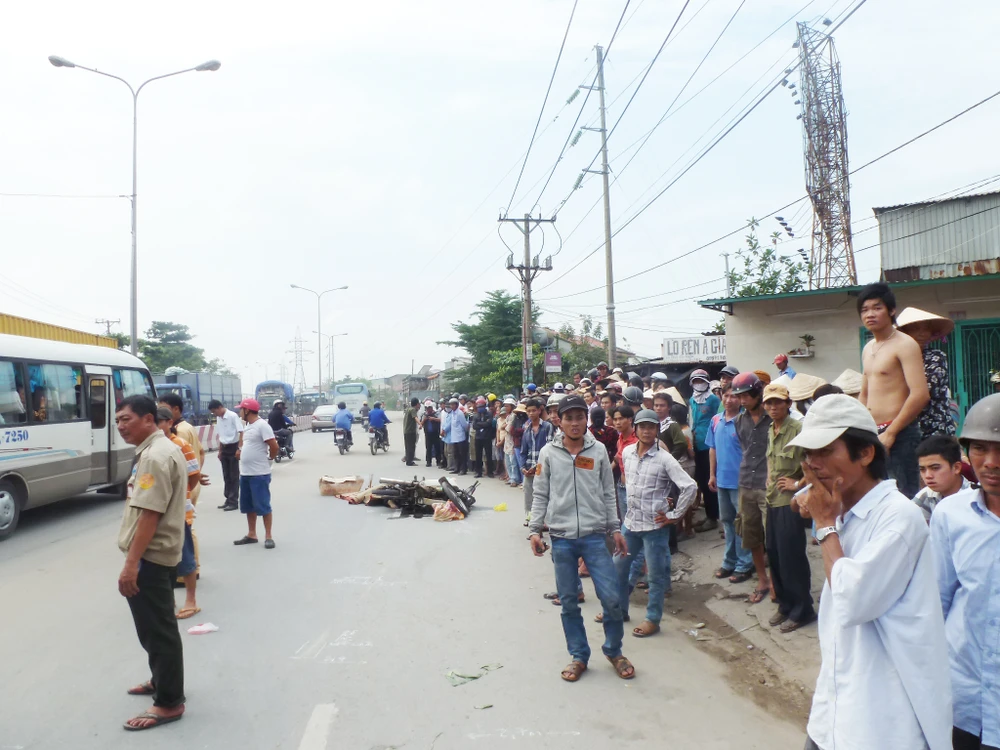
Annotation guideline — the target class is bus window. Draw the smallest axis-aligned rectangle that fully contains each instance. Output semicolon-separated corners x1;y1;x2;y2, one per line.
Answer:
113;368;155;406
0;361;27;425
27;363;84;422
90;378;108;429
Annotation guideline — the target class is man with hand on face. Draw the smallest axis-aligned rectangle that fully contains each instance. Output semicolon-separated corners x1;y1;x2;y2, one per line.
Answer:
115;395;188;732
528;395;634;683
616;409;696;638
791;394;951;750
930;394;1000;750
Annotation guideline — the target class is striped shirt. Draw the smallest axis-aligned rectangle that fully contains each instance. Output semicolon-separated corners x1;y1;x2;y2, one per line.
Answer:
169;434;200;524
621;441;697;532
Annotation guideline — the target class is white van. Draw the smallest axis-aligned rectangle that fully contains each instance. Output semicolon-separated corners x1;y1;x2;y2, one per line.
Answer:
330;382;370;422
0;334;156;540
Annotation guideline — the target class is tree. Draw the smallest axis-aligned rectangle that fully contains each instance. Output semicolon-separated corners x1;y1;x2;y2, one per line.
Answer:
205;358;238;377
139;321;207;373
439;290;531;394
710;317;726;334
109;332;131;351
727;218;811;298
556;316;606;378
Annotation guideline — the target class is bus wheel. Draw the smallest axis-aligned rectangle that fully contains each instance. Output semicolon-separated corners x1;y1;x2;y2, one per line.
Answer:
0;479;24;541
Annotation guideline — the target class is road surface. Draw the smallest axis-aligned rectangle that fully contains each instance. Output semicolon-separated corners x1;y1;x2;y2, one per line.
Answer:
0;417;808;749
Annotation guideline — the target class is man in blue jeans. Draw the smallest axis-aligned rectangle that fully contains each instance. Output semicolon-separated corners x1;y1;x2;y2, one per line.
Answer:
528;395;634;683
707;383;754;583
617;409;697;637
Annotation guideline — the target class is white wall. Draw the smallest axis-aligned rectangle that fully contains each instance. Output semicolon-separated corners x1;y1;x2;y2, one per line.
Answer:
721;276;1000;382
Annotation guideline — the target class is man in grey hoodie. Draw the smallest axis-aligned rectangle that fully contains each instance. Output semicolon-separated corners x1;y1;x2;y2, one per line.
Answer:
529;395;634;683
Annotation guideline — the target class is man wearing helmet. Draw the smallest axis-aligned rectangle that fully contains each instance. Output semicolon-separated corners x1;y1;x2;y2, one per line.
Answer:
731;372;772;604
267;399;294;453
471;396;496;478
930;394;1000;750
689;369;721;532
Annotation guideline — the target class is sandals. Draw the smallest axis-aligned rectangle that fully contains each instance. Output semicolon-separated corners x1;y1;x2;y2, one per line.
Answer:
561;661;587;682
714;567;735;579
126;681;154;696
635;581;649;590
551;592;585;606
728;570;753;584
607;654;635;679
123;712;183;731
594;612;630;623
176;607;201;620
632;621;660;638
747;586;771;605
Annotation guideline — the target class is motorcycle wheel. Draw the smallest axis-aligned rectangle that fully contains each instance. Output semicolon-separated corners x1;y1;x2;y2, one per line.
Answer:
441;481;470;516
275;454;282;463
338;445;345;456
370;441;376;456
287;451;294;460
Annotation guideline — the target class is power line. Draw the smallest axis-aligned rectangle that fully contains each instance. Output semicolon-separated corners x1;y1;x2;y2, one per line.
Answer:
504;0;580;215
0;192;123;199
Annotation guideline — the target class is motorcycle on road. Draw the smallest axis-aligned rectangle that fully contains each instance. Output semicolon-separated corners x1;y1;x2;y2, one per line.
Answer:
333;428;352;455
368;427;389;455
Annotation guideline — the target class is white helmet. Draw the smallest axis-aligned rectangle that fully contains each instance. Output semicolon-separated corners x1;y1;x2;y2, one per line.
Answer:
651;372;668;382
553;382;565;392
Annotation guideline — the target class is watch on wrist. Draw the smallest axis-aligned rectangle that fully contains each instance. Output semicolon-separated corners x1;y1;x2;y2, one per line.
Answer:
815;525;838;543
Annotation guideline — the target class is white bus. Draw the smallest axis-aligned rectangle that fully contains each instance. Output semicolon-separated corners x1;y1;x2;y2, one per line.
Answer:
0;334;156;540
331;382;370;422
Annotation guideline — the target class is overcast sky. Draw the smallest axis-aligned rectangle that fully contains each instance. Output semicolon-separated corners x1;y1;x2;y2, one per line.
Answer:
3;0;998;390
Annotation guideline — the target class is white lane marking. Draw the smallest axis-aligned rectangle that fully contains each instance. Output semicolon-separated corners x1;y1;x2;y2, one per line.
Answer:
329;575;405;586
298;703;339;750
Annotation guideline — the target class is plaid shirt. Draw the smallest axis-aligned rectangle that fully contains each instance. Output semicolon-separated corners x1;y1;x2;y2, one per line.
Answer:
519;419;554;471
621;441;697;532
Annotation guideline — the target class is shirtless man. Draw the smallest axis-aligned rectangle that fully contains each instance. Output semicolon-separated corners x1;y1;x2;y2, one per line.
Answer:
857;282;929;499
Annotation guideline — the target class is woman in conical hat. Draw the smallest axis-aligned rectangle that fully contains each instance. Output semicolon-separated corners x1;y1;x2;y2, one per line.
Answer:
895;307;956;438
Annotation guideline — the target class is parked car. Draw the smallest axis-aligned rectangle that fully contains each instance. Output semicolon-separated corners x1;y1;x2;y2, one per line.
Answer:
311;404;339;432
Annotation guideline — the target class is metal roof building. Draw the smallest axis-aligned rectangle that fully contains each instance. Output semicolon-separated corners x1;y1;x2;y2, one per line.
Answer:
874;189;1000;282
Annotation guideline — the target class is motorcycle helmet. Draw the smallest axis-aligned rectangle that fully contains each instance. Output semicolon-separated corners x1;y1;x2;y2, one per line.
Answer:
623;386;644;405
459;394;469;401
553;382;565;393
650;371;669;382
475;396;488;407
689;368;710;383
730;371;763;397
719;365;740;379
374;402;383;408
959;393;1000;449
487;393;497;403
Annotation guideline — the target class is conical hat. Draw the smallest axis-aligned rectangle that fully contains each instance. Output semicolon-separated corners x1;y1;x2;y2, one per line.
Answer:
832;369;863;395
788;373;827;402
895;307;954;341
665;386;684;405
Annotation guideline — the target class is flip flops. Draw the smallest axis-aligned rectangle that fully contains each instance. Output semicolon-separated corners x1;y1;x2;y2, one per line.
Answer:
176;607;201;620
123;712;183;731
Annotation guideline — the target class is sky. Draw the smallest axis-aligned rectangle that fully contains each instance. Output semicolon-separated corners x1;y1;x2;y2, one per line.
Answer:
2;0;999;391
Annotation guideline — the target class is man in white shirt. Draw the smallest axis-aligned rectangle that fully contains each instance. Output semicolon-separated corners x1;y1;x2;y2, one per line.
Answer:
791;394;951;750
210;399;244;511
913;434;971;522
233;398;278;549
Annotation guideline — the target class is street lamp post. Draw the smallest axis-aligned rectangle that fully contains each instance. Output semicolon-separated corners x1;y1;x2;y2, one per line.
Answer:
48;55;221;355
313;331;347;390
291;284;348;390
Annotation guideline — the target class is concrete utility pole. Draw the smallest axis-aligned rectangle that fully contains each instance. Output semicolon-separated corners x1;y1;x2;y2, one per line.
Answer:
582;45;617;367
95;318;120;337
501;213;554;390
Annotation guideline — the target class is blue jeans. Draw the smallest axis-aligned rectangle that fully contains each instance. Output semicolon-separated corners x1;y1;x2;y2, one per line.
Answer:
551;534;624;664
615;526;671;624
887;421;921;499
239;474;272;515
718;487;753;573
616;484;646;584
505;452;521;486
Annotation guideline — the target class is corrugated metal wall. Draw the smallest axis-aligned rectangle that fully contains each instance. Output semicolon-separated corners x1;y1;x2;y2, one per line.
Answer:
0;313;118;348
877;192;1000;275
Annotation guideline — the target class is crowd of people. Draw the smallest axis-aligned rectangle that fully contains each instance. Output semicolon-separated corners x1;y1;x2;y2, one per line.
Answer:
109;282;998;747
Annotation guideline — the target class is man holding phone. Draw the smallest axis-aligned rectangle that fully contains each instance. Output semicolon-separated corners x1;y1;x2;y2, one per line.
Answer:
617;409;697;638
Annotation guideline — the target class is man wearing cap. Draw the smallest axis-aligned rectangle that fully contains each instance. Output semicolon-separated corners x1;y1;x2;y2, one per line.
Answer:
617;409;697;638
442;398;470;475
595;362;609;380
689;369;721;532
930;394;1000;750
857;282;930;499
773;353;796;379
528;395;633;682
896;306;957;439
791;394;951;750
520;397;555;524
115;395;188;731
525;383;538;398
762;383;815;632
233;398;279;549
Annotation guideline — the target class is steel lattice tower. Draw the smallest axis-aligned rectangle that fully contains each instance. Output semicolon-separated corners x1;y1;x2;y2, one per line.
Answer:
797;22;857;287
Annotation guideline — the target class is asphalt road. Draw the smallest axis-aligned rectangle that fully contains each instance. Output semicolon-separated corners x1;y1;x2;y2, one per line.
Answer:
0;417;807;749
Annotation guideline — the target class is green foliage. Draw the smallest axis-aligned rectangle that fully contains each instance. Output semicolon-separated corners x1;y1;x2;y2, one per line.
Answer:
109;332;131;351
556;316;606;378
139;321;206;373
205;358;238;377
711;317;726;334
440;290;533;394
727;218;811;298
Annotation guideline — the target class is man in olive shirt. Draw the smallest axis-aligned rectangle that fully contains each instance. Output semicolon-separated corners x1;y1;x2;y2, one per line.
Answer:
115;395;188;731
403;397;420;467
762;383;814;632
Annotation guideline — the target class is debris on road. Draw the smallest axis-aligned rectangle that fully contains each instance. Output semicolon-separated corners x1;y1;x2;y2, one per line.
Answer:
493;502;508;512
445;663;503;687
329;476;479;519
187;623;219;635
474;704;494;710
319;475;365;496
432;500;464;522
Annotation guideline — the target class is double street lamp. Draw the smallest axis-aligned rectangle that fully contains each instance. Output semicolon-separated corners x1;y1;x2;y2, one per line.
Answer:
313;331;348;390
291;284;348;390
48;55;221;355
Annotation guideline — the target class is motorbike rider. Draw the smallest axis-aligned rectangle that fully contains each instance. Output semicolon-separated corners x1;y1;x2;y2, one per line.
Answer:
334;401;355;446
368;401;391;446
359;401;371;426
268;400;295;452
